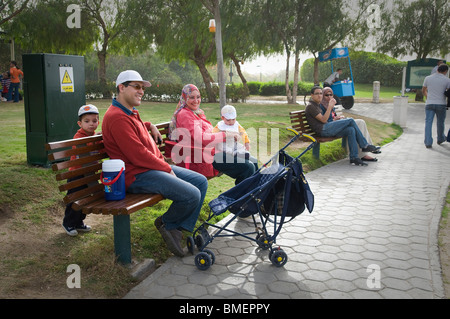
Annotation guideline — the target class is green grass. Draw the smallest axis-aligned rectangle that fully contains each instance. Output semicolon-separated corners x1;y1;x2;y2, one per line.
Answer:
289;82;420;103
0;96;402;298
354;83;418;103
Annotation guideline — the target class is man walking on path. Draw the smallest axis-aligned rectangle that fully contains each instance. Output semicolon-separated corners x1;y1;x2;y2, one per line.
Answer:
422;64;450;148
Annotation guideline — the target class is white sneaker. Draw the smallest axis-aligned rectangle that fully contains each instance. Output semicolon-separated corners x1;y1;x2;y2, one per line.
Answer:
76;224;92;233
62;224;78;236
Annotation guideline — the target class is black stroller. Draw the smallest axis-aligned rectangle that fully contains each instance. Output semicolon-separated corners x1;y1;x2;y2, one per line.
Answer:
186;129;316;270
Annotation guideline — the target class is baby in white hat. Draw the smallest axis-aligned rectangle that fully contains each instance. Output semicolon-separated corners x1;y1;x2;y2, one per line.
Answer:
213;105;252;158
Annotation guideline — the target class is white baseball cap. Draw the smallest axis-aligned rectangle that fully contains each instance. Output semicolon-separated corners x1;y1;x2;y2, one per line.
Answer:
221;105;237;120
78;104;99;116
115;70;151;88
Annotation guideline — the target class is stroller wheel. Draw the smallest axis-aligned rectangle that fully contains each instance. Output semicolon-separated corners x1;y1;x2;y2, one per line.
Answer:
195;252;212;271
270;249;288;267
195;234;205;250
186;236;195;255
203;249;215;265
256;234;270;250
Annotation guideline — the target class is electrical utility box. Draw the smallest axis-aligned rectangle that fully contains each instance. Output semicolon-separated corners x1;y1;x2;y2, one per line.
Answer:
23;53;86;166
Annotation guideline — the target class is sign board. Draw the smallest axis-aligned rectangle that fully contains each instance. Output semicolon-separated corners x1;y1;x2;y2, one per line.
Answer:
406;58;446;89
60;66;74;93
319;48;349;62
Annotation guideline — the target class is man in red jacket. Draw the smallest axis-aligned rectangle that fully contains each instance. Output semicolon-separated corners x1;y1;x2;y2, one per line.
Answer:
102;70;208;257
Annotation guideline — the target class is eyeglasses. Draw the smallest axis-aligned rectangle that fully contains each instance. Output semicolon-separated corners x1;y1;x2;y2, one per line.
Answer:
324;94;333;97
126;83;146;91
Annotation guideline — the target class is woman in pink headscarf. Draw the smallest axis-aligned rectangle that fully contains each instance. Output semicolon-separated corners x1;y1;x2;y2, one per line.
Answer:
168;84;256;183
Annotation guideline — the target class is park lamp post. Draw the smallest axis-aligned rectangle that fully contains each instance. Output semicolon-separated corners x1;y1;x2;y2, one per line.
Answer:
209;19;216;32
209;18;226;108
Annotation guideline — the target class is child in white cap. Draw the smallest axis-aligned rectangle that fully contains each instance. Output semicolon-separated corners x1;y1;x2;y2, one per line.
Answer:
213;105;258;167
62;104;100;236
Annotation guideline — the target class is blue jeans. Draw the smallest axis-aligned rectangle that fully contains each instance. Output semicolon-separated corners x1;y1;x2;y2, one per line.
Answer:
424;104;447;146
320;118;369;159
127;165;208;232
8;82;20;102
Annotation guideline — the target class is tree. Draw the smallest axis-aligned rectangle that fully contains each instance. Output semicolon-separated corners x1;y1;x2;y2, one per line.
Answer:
375;0;450;59
80;0;157;96
374;0;450;100
249;0;369;103
9;0;158;98
154;0;218;102
300;0;378;86
256;0;311;104
0;0;30;26
220;0;266;94
8;0;98;54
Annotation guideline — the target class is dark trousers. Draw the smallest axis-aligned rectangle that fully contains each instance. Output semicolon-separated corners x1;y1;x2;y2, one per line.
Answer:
62;177;87;227
212;152;258;185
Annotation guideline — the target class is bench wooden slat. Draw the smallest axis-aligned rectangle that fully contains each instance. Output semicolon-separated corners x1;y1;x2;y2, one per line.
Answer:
80;193;165;216
289;110;343;158
71;191;105;211
51;152;108;172
55;163;103;181
58;173;101;192
64;183;104;205
48;142;104;161
46;134;104;151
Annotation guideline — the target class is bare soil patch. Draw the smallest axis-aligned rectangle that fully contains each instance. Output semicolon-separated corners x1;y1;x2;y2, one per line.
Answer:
0;202;121;299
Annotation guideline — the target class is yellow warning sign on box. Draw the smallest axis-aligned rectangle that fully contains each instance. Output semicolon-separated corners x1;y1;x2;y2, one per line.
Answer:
62;70;72;84
61;85;74;93
60;67;75;93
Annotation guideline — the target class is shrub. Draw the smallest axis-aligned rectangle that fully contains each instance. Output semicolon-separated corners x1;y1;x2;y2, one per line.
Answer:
248;81;314;96
85;81;116;99
260;81;286;96
247;82;262;95
226;83;249;103
144;83;183;102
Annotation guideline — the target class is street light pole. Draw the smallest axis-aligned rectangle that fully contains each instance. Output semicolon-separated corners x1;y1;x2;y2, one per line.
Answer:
207;1;226;108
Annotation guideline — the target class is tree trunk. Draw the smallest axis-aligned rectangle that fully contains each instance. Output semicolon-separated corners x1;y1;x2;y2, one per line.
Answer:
285;50;294;104
290;51;300;105
415;90;424;102
194;58;216;103
97;50;111;99
229;53;248;93
213;1;226;108
313;57;320;86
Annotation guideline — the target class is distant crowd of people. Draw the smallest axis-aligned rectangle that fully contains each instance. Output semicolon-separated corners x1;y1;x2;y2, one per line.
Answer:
0;61;24;103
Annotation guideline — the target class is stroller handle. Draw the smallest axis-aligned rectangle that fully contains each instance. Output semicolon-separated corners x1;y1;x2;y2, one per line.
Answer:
286;128;317;143
258;127;317;173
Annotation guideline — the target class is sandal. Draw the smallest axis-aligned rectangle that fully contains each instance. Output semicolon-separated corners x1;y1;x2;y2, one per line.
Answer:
350;158;368;166
362;156;378;162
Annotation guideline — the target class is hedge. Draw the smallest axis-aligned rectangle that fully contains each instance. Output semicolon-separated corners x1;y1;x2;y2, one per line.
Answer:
85;81;250;103
248;81;314;96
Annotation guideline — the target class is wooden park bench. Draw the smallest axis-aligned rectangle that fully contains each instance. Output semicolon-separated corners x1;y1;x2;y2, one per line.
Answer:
289;110;344;158
46;122;172;265
46;120;221;265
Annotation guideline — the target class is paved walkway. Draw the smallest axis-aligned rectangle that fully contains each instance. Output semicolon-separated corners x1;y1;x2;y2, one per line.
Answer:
125;102;450;299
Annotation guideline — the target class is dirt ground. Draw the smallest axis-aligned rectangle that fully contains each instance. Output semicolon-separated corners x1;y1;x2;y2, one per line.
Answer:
0;203;114;299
